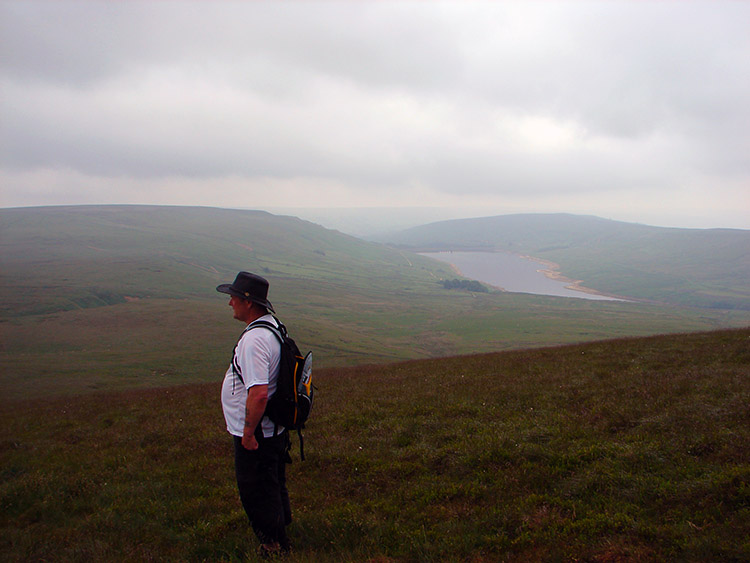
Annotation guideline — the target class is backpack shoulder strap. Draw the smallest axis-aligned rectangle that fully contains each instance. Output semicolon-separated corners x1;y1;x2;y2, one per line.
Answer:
242;317;288;438
245;319;284;343
231;318;283;384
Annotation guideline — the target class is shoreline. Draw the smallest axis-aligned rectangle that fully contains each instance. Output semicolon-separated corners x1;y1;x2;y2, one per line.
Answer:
424;250;628;301
520;255;617;299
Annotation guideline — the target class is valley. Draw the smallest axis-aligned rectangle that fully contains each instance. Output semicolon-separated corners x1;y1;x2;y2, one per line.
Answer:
1;205;748;400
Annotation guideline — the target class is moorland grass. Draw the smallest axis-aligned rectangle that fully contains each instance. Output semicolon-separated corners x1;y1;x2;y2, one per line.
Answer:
2;328;748;561
3;289;749;402
4;205;750;404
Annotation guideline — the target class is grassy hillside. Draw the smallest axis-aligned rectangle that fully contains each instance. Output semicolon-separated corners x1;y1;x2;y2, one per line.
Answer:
382;213;750;310
2;328;748;561
0;205;453;317
0;204;453;389
2;205;750;400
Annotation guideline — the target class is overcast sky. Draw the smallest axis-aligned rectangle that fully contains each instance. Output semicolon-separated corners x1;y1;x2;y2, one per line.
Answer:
1;1;748;229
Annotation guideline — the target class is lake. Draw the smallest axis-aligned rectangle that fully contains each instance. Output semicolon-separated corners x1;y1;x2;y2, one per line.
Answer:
421;251;623;301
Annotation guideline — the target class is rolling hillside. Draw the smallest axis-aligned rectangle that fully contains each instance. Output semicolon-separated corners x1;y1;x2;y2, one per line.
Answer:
2;328;748;561
2;205;749;400
381;213;750;310
0;205;450;317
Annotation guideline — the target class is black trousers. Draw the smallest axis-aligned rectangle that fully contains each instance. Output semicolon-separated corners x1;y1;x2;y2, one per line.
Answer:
233;432;292;548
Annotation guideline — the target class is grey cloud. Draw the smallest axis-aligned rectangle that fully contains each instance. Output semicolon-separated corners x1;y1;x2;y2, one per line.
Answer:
1;1;748;225
1;2;462;90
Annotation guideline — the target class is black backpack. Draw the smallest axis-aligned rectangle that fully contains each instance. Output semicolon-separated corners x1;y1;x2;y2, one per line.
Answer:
232;317;314;460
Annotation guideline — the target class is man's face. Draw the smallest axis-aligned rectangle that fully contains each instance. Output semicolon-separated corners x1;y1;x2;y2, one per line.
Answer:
229;295;254;323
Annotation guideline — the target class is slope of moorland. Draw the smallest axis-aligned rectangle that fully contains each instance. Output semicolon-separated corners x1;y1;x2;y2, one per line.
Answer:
2;328;748;562
2;205;750;400
381;213;750;310
0;204;453;317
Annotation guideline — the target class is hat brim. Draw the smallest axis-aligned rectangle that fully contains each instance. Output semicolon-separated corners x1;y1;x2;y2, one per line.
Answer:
216;283;239;297
216;284;275;312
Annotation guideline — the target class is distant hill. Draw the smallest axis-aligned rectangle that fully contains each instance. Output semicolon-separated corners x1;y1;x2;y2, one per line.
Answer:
381;213;750;310
0;204;458;393
2;205;749;400
264;206;470;237
0;205;450;317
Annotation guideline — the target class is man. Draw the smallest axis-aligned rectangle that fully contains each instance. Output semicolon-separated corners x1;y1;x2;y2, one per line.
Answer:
217;271;292;557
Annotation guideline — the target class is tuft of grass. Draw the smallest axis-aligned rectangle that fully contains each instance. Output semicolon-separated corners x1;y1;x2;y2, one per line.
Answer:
1;328;749;561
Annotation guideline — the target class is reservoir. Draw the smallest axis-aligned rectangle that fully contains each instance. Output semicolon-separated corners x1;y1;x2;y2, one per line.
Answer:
421;251;623;301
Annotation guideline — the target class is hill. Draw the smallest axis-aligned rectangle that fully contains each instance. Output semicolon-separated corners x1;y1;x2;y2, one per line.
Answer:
2;205;750;400
381;213;750;310
0;204;460;388
2;328;748;561
0;205;452;317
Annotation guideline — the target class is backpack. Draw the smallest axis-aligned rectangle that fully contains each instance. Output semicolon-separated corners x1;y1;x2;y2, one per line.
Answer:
232;316;314;460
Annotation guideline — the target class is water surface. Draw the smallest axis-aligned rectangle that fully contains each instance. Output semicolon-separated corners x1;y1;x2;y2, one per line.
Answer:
421;251;622;301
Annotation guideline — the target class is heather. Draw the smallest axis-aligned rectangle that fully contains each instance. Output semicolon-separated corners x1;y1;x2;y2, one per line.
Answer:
2;328;748;561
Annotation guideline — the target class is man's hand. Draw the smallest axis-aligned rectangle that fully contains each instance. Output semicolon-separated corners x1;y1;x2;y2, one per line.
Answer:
242;433;259;451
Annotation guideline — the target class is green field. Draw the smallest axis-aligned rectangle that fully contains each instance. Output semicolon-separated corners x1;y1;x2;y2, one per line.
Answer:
2;328;748;561
2;205;750;401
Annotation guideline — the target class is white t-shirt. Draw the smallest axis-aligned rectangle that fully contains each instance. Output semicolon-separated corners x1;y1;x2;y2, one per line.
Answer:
221;314;282;438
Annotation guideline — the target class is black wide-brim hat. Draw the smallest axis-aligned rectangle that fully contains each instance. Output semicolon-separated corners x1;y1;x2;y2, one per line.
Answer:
216;271;275;312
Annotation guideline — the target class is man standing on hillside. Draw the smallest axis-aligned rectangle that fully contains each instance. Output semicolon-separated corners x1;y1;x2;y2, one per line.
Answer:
217;271;292;557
